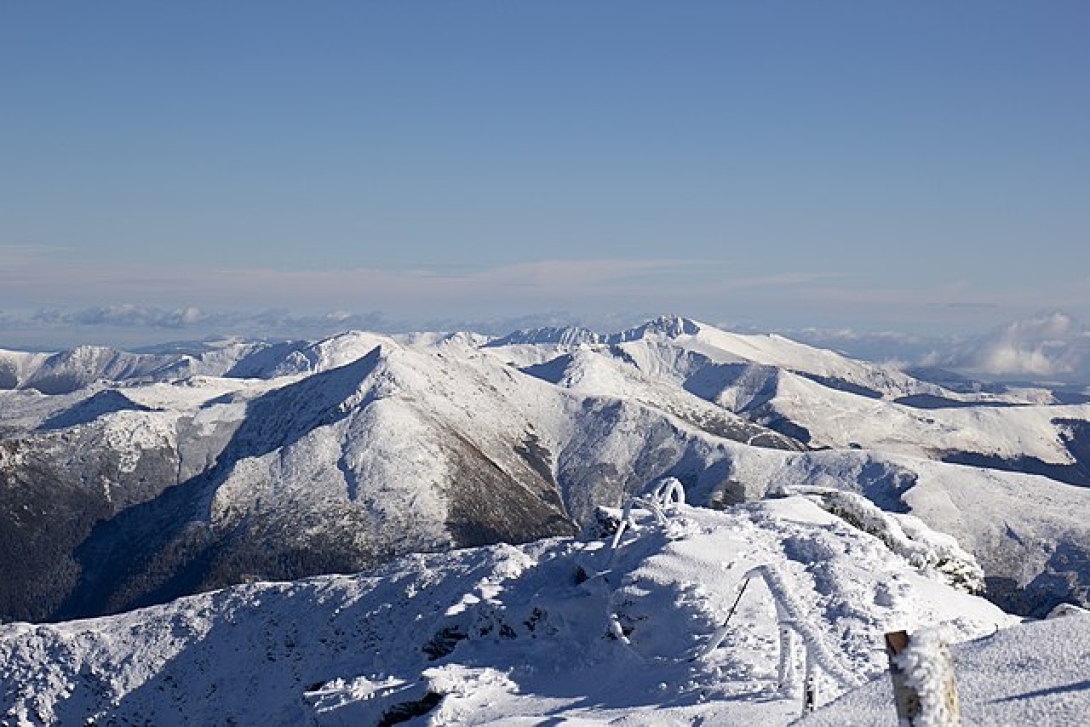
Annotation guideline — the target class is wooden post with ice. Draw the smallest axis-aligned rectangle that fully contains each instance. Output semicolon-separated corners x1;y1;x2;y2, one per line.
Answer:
884;629;961;726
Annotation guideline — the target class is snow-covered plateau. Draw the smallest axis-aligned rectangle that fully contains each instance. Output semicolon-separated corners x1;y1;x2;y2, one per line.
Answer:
1;315;1089;724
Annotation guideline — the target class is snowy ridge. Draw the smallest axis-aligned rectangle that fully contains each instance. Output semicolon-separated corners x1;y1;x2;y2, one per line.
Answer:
0;495;1018;726
0;350;50;390
795;487;985;594
0;346;183;394
487;316;1080;465
0;342;282;394
485;325;600;347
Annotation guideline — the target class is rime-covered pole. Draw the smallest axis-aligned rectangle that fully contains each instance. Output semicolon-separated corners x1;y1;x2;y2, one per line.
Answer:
885;629;961;727
802;650;818;714
778;624;799;697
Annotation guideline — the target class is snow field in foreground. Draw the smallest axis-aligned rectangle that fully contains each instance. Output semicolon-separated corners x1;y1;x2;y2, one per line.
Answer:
799;611;1090;727
0;494;1020;726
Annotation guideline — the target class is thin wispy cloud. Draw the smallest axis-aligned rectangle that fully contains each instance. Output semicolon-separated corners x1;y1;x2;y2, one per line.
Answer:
0;255;821;308
0;245;56;264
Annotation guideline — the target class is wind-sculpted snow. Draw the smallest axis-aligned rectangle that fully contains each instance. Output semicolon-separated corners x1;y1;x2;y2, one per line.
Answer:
791;487;985;594
0;497;1018;726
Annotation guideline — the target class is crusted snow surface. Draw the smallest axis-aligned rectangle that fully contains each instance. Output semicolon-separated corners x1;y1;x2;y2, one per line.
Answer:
0;496;1018;726
786;487;986;594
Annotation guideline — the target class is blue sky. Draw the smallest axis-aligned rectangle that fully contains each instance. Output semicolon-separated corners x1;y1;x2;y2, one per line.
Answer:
2;1;1089;347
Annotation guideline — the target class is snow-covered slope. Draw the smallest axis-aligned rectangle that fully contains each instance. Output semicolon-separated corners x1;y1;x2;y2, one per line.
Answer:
489;315;1090;483
697;446;1090;618
0;495;1021;726
0;341;282;394
0;350;50;390
801;611;1090;726
489;315;944;400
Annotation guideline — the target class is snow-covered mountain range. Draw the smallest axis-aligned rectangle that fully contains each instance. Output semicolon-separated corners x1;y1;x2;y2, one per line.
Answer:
2;315;1090;724
2;316;1088;626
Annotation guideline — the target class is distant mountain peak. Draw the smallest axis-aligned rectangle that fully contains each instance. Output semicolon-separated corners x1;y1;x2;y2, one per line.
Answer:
486;325;600;347
609;315;702;343
485;316;706;348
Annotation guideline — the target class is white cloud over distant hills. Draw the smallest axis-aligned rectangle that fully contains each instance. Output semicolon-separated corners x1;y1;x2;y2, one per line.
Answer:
793;313;1090;383
922;313;1090;380
709;315;1089;389
780;327;945;366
